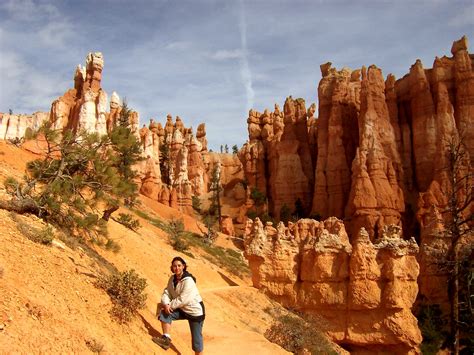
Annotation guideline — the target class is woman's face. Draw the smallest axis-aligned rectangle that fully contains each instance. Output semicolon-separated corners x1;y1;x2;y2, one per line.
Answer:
171;261;185;277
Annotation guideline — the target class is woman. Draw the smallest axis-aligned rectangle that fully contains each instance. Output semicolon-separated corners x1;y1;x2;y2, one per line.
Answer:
153;256;205;354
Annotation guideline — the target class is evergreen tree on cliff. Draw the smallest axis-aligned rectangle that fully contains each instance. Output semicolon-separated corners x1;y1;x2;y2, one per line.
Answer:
0;108;142;240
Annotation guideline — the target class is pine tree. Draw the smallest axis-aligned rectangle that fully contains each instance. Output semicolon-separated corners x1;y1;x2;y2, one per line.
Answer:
0;120;142;241
159;143;171;185
118;98;132;128
208;164;222;230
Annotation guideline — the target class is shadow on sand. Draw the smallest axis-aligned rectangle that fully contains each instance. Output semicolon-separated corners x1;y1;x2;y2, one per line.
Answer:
139;314;181;354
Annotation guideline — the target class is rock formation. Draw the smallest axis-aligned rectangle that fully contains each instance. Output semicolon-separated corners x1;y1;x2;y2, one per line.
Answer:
238;99;317;219
238;36;473;246
244;217;422;353
312;65;360;220
345;65;405;239
0;112;49;141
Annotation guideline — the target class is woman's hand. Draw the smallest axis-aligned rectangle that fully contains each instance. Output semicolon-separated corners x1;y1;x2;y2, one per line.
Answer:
163;304;173;315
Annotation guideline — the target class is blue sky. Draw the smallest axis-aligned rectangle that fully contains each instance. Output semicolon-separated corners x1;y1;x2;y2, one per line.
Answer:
0;0;472;150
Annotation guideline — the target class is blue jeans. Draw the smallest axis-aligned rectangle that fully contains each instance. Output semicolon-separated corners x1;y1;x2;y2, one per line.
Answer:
159;310;204;352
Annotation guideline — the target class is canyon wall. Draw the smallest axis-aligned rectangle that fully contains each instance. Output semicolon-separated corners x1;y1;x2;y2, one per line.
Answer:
244;217;421;353
239;36;473;243
237;36;473;332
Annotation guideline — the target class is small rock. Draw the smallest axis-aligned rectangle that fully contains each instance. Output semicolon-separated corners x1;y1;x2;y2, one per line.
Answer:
52;239;67;250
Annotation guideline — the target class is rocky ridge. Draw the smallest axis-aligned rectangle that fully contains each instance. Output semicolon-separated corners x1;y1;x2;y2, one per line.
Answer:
244;217;421;353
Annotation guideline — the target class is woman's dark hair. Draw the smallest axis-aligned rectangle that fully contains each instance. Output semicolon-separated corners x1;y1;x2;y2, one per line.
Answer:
171;256;187;271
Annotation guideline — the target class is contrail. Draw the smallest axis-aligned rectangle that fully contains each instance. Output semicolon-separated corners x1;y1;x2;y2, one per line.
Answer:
238;0;254;112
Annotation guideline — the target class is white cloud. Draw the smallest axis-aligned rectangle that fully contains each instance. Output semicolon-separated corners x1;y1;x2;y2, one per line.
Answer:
238;0;254;112
1;0;60;21
0;51;68;113
210;49;243;60
165;41;192;51
37;21;75;48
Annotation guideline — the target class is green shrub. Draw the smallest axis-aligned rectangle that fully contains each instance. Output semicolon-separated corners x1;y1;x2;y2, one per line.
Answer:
3;176;19;195
279;204;291;224
105;238;121;253
116;213;141;231
96;269;147;324
37;225;55;245
265;311;336;354
246;210;258;220
13;213;54;245
131;208;167;231
250;187;266;206
167;219;189;252
417;304;447;355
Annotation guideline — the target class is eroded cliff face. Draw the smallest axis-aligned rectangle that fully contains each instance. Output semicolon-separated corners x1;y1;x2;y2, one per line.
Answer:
238;98;317;219
0;112;49;141
238;36;473;244
0;53;245;219
244;217;422;353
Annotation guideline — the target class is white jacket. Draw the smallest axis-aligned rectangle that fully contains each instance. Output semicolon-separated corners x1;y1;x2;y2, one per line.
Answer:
161;273;204;317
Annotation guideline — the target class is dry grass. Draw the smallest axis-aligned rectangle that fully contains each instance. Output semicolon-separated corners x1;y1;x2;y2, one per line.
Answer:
85;338;104;353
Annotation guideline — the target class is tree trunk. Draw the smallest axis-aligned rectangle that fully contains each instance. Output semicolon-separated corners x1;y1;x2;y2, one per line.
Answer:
453;245;460;355
102;205;119;221
0;198;40;215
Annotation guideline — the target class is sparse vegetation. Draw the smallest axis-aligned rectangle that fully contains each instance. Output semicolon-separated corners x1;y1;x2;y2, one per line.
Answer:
0;265;4;278
159;143;171;185
180;231;248;276
424;135;474;354
192;195;202;213
417;304;448;355
85;338;105;353
115;213;141;232
128;208;247;275
166;218;189;252
280;204;291;224
292;197;305;221
264;308;336;355
7;137;24;147
208;164;222;229
11;213;54;245
96;269;147;324
104;238;121;253
131;208;168;231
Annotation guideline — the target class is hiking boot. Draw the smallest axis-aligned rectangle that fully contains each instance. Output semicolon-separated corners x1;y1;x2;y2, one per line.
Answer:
153;335;171;350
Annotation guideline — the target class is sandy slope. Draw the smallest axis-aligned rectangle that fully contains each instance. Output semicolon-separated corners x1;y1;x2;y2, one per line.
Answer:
0;141;289;354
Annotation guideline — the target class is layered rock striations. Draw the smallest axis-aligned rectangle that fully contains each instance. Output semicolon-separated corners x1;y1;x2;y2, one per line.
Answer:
244;217;422;353
238;36;473;246
312;65;360;220
345;65;405;239
238;98;316;219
